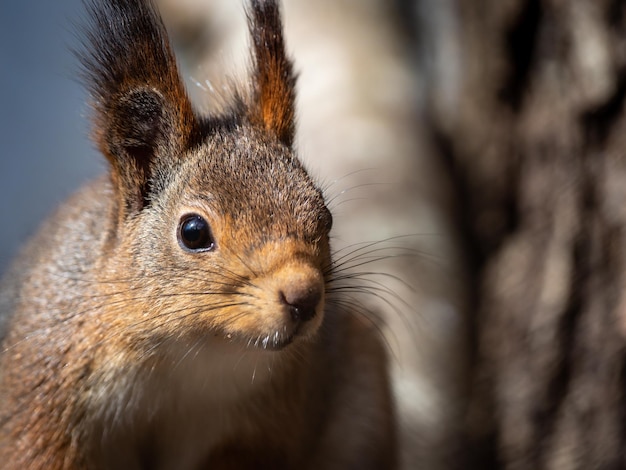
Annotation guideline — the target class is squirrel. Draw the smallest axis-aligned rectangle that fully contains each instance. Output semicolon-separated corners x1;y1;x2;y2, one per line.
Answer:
0;0;396;468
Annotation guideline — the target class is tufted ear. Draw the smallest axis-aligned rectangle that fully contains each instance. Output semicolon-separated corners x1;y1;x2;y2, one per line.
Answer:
247;0;297;148
78;0;200;216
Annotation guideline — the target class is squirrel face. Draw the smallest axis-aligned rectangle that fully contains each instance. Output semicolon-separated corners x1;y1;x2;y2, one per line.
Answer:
117;125;333;352
75;0;333;354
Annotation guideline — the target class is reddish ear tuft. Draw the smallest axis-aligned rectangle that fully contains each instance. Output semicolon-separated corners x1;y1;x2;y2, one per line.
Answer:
248;0;297;147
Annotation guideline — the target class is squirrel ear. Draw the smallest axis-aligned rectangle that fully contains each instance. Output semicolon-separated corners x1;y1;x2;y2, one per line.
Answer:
247;0;297;148
79;0;199;215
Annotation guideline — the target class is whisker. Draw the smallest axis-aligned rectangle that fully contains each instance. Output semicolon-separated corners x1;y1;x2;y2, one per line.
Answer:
172;338;205;371
222;244;261;281
318;167;379;195
325;182;391;208
1;297;254;357
47;264;257;289
328;270;413;290
329;239;441;270
325;296;399;356
328;278;413;311
327;284;408;324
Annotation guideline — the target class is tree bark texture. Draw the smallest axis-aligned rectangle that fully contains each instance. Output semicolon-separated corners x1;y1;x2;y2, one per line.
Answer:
425;1;626;468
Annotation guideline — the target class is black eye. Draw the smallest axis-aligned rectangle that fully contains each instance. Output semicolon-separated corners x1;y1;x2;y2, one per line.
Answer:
178;214;215;252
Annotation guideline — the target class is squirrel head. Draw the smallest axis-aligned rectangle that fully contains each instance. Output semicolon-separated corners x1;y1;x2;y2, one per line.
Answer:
78;0;333;352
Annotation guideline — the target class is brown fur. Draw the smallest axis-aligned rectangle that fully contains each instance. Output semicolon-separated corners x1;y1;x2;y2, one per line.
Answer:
246;0;297;147
0;0;395;468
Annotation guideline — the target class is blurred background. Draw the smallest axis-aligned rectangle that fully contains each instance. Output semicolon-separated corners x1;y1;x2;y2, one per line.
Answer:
0;0;102;273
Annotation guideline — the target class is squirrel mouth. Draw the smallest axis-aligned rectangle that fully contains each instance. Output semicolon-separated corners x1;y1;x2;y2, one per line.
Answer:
225;323;311;351
224;325;303;351
257;334;295;351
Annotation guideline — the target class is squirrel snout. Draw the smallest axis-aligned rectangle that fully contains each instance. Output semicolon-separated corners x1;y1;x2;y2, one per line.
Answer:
280;282;322;323
268;263;325;329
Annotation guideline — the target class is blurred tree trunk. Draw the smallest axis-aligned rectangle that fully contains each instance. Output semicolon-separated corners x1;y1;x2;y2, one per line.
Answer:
424;0;626;467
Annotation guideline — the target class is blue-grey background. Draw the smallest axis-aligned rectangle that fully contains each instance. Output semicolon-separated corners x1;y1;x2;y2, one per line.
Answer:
0;0;102;276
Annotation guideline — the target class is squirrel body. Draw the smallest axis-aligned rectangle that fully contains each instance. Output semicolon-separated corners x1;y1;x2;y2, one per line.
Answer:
0;0;395;468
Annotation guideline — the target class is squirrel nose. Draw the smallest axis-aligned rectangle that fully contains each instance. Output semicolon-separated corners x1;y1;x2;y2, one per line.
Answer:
280;282;322;323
